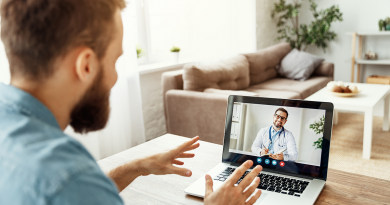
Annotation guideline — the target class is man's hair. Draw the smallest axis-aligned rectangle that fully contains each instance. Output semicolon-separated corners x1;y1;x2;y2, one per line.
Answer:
274;108;288;119
1;0;126;80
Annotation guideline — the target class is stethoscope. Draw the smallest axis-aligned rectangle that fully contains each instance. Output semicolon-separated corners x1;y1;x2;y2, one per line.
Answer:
268;126;286;148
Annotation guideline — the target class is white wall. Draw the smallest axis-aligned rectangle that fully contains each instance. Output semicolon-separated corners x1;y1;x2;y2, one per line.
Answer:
0;42;10;84
255;0;280;50
297;109;325;166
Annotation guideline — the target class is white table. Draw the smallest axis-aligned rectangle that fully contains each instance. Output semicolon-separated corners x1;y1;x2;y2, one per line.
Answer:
306;83;390;159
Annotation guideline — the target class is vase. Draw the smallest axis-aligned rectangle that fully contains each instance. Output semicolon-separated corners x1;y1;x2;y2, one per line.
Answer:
386;24;390;31
172;52;179;62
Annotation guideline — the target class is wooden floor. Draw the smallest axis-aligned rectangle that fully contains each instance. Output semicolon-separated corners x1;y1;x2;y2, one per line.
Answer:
329;112;390;181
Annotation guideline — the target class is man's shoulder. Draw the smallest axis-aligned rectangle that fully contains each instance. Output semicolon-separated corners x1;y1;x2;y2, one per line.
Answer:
0;111;91;163
0;111;103;199
258;126;270;133
283;128;293;135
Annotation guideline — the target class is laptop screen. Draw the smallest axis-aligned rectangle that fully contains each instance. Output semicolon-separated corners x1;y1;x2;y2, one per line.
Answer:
222;96;333;180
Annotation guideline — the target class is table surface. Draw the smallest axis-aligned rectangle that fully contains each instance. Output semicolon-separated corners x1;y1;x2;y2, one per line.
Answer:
98;134;390;205
306;83;390;110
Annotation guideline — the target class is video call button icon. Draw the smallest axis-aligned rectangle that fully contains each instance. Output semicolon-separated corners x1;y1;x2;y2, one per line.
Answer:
280;161;285;167
265;159;270;164
272;160;277;165
257;158;262;163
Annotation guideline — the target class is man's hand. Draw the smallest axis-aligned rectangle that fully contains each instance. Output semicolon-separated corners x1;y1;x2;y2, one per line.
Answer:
270;153;283;160
260;148;269;156
204;160;262;205
140;136;200;177
108;136;200;191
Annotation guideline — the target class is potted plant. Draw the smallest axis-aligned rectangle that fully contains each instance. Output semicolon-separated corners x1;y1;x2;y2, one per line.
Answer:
136;45;144;59
309;115;325;149
272;0;343;52
170;46;180;62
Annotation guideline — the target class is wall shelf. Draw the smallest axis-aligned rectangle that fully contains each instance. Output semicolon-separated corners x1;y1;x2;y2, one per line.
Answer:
348;32;390;82
356;60;390;65
346;31;390;36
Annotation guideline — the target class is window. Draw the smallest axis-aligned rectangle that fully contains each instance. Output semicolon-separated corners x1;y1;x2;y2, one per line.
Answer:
135;0;257;65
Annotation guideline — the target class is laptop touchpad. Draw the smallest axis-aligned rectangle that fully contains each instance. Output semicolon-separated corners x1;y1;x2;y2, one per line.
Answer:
253;193;268;204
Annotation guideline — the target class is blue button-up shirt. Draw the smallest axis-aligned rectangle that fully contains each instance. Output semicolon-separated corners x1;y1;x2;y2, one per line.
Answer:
268;127;281;154
0;83;123;205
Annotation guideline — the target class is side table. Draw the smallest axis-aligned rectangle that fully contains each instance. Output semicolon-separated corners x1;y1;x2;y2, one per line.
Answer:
306;83;390;159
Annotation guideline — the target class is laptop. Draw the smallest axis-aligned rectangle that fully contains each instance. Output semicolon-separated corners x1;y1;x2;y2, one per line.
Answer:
185;95;333;205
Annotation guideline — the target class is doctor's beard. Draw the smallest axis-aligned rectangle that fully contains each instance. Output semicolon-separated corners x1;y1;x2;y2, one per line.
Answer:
273;120;283;128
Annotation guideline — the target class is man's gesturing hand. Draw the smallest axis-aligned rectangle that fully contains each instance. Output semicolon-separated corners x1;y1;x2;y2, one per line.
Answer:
204;161;263;205
140;136;200;177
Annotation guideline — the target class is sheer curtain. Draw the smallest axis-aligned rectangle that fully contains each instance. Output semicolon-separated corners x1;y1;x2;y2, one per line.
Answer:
66;1;145;160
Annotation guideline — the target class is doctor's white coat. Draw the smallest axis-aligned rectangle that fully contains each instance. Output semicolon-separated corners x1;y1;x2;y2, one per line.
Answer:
251;126;298;161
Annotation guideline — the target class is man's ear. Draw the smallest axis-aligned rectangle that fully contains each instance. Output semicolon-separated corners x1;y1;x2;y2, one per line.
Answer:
75;48;98;82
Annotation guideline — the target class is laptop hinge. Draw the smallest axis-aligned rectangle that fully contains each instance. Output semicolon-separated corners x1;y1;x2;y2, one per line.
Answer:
230;162;315;180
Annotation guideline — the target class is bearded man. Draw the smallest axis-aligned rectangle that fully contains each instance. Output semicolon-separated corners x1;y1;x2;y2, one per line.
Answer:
0;0;262;204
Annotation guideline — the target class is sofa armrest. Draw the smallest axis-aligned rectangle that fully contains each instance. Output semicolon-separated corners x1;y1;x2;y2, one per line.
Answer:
162;70;184;123
162;70;184;96
165;90;229;145
312;62;334;80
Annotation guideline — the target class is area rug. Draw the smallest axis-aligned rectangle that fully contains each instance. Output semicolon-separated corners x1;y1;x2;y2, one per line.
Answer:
329;112;390;181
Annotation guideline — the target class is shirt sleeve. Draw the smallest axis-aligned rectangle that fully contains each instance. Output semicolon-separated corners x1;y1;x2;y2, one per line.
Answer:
50;167;124;205
283;132;298;161
251;129;265;156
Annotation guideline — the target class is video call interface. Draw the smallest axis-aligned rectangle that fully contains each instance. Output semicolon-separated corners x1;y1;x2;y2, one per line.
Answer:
228;103;326;171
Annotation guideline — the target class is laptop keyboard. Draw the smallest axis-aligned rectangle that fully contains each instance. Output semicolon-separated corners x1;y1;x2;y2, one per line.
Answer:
214;167;310;197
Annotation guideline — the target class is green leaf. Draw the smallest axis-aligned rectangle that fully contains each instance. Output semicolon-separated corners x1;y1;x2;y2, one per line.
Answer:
271;0;343;53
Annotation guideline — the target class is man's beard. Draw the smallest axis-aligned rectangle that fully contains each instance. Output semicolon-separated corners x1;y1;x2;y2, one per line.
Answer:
70;66;111;134
273;121;282;128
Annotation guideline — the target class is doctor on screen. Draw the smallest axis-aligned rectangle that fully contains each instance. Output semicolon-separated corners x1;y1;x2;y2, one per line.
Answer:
251;108;298;161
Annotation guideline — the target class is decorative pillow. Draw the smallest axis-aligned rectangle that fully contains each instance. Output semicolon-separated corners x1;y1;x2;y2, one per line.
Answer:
203;88;259;97
183;55;250;91
278;49;324;81
243;42;292;85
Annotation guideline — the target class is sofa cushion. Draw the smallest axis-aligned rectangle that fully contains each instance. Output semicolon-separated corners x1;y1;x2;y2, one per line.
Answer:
277;49;324;81
247;76;332;99
204;88;259;96
183;55;250;91
244;88;301;99
312;62;334;79
243;42;291;85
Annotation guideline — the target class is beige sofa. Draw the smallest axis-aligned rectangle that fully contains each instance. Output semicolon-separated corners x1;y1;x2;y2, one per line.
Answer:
162;43;333;145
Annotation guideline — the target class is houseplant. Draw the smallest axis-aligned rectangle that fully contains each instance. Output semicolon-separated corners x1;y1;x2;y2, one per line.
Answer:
271;0;343;52
309;115;325;149
136;45;144;59
170;46;181;62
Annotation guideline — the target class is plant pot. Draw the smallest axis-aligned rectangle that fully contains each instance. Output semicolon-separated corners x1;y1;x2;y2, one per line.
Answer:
172;52;179;62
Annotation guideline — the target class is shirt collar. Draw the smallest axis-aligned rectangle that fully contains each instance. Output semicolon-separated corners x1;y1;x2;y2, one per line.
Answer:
272;126;283;133
0;83;61;129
